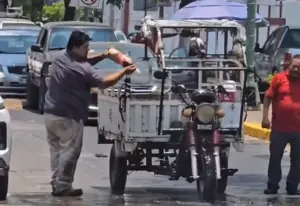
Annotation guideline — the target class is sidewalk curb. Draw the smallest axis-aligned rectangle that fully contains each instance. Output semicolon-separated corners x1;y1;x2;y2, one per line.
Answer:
244;122;271;141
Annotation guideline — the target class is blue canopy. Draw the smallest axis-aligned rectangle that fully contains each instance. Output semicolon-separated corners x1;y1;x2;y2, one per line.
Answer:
170;0;268;27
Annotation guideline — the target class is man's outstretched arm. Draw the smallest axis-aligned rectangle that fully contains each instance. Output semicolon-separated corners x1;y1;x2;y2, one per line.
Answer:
86;64;137;89
87;51;109;66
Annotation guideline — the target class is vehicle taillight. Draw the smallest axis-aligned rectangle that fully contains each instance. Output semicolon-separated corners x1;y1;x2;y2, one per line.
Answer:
219;81;237;102
219;92;236;102
284;53;293;70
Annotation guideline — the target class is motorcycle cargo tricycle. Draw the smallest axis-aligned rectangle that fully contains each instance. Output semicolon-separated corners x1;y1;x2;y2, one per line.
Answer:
97;17;249;202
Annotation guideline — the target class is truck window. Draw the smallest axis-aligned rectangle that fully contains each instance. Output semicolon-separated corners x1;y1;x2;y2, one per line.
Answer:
48;27;117;50
0;30;39;54
280;29;300;48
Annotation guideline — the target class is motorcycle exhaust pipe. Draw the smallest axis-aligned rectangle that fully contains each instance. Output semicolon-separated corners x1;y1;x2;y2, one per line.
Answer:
213;130;221;179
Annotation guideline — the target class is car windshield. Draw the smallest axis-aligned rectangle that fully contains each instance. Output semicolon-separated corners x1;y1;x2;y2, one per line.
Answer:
280;29;300;48
0;30;39;54
93;45;154;69
115;31;126;41
49;27;118;50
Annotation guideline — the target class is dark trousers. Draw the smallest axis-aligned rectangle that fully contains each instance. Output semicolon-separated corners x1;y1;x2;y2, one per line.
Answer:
268;131;300;191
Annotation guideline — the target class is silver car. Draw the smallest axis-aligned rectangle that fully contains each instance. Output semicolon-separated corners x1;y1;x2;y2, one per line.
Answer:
0;28;40;96
255;25;300;98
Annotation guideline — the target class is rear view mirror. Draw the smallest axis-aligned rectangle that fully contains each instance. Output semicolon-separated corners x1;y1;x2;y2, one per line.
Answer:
153;71;168;79
31;44;42;52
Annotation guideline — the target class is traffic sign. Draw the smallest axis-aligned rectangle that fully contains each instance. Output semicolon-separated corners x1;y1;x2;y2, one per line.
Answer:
70;0;102;8
81;0;97;6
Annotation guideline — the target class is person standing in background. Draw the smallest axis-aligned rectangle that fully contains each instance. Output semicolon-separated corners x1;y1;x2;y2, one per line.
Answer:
262;55;300;195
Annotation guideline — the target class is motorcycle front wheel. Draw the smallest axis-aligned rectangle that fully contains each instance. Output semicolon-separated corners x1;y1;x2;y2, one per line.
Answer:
217;153;229;194
197;152;217;202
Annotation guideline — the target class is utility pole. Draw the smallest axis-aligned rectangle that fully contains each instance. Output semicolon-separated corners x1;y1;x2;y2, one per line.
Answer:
159;4;164;19
245;0;261;109
144;0;149;60
245;0;256;84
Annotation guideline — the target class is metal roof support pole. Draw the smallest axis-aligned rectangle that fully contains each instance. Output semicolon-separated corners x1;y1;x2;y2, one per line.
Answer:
246;0;260;110
84;7;89;21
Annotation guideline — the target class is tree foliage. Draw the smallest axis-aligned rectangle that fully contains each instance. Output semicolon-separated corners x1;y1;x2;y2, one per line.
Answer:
43;1;65;21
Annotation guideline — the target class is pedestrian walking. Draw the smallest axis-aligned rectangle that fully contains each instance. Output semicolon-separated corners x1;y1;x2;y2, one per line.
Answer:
262;55;300;195
44;30;137;197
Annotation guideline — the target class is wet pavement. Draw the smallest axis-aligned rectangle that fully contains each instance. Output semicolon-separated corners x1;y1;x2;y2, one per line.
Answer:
3;109;299;205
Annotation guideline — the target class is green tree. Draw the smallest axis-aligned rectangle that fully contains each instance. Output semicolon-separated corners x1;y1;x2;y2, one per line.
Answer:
43;1;65;22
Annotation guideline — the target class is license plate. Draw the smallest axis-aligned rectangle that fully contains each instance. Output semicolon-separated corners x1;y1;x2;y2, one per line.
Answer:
197;124;213;130
19;77;27;84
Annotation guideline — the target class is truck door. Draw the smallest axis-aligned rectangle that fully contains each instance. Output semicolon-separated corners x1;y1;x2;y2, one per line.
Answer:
34;29;48;86
258;27;285;80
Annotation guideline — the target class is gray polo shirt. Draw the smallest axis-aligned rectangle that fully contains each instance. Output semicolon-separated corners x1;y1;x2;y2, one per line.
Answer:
44;50;104;121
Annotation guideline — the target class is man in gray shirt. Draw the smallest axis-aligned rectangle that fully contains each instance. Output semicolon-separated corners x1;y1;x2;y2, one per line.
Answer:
44;30;136;197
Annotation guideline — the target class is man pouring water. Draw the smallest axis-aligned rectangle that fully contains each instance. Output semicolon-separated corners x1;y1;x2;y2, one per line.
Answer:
44;30;137;197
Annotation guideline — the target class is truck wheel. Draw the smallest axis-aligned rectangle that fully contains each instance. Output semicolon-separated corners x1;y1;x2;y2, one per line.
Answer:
197;152;217;202
217;154;229;194
25;73;38;110
109;143;127;195
0;175;8;200
38;76;47;114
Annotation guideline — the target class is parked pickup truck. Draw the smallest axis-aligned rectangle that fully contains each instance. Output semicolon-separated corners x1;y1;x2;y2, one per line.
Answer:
25;21;118;114
254;25;300;101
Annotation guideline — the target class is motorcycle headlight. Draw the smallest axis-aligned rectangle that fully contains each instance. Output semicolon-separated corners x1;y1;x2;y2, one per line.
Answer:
195;104;215;123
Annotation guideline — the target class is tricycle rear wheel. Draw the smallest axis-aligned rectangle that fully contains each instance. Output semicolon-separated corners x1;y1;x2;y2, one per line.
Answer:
109;143;127;195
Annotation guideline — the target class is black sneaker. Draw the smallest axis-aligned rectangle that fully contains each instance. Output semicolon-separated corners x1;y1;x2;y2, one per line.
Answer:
264;188;278;195
52;188;83;197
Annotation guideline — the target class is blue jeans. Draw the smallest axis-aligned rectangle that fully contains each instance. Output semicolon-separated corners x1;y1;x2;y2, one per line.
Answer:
268;130;300;191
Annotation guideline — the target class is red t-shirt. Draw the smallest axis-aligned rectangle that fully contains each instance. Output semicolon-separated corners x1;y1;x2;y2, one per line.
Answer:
265;71;300;132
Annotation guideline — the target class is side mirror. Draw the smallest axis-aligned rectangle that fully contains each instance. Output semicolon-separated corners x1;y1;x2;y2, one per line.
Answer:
254;43;261;53
31;44;42;52
153;70;168;79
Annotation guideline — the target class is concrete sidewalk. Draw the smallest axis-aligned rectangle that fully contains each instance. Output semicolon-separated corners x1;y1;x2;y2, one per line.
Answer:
244;106;271;141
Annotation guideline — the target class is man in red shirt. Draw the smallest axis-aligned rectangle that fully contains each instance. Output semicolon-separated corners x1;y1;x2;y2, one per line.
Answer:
262;55;300;195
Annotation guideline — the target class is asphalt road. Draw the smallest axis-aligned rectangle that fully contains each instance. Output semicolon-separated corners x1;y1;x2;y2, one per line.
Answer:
2;108;299;205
